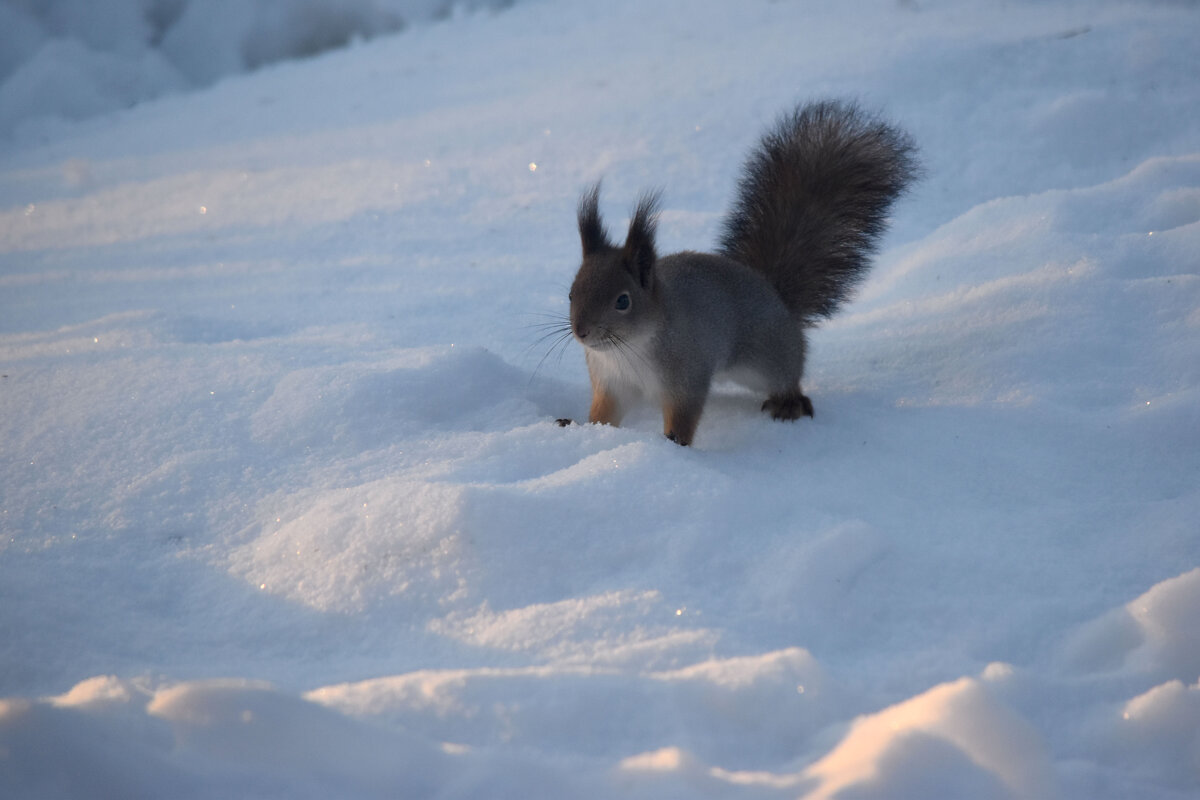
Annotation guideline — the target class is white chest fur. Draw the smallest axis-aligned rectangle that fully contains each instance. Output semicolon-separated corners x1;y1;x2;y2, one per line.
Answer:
585;339;663;401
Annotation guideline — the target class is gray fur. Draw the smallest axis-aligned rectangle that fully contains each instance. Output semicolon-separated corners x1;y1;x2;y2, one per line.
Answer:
718;100;920;322
568;100;918;445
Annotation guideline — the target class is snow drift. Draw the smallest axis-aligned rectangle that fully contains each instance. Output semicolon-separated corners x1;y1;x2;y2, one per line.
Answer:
1;0;1198;797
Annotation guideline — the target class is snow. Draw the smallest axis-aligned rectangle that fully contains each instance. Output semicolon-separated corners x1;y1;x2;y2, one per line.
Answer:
800;676;1057;800
0;0;508;140
1;0;1199;797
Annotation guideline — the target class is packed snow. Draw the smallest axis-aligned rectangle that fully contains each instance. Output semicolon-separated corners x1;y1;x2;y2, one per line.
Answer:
2;0;1199;797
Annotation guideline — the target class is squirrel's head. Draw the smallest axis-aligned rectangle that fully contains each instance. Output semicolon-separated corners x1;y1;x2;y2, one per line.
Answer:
569;184;661;350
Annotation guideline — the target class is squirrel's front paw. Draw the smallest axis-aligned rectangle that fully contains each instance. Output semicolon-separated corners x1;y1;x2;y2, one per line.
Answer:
762;391;814;421
555;418;575;427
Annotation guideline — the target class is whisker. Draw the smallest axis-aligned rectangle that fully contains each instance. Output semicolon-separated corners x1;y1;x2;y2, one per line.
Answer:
524;325;572;349
522;314;572;345
610;331;654;376
525;324;572;340
607;336;636;381
528;330;576;388
522;313;572;331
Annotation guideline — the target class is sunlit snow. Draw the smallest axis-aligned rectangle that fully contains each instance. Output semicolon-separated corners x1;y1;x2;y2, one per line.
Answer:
1;0;1199;798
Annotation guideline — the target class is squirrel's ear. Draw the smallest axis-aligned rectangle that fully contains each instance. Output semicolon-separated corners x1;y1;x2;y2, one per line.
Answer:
623;191;661;288
578;183;611;255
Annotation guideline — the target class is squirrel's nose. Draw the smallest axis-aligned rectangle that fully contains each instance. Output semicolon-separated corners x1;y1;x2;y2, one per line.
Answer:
573;323;590;340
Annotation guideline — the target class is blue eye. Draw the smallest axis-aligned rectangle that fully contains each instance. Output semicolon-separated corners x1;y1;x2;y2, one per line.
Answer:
615;293;631;311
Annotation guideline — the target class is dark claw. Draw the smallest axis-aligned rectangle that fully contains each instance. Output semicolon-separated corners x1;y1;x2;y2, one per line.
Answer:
555;418;574;427
762;393;814;421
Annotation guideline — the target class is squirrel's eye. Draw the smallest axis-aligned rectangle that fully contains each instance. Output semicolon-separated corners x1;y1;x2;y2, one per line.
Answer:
614;293;631;312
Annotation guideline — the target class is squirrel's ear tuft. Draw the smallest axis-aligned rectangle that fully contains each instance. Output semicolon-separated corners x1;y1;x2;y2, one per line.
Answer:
578;183;611;255
623;190;661;288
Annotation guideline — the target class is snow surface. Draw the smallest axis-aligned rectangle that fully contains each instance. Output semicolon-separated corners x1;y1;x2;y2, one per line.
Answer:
0;0;509;140
2;0;1199;797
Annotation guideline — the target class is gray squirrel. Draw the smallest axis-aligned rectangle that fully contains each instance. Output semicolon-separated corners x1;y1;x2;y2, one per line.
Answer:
563;100;919;446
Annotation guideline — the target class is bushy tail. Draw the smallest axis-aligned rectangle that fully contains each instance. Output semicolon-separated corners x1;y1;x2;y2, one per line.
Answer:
717;100;919;322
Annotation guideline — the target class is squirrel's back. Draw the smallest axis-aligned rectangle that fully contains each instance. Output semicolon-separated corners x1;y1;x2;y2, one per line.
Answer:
717;100;919;323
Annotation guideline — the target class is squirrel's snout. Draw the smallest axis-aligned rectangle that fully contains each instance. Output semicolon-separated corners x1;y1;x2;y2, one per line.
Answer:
572;323;590;341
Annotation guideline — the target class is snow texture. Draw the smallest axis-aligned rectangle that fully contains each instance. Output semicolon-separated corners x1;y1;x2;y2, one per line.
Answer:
2;0;1199;797
0;0;509;139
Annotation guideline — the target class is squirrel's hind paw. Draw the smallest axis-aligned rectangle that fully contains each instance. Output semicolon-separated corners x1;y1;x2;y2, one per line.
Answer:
762;391;814;421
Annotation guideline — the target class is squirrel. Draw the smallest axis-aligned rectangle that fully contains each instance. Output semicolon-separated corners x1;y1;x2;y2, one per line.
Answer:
562;100;919;446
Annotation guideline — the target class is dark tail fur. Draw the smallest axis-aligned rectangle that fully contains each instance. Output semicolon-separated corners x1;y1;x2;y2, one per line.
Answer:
717;100;919;323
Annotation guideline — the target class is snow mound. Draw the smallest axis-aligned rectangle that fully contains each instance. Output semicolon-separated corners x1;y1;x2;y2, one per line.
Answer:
0;37;185;139
1;0;1199;797
1;676;453;800
611;676;1057;800
843;153;1200;411
1062;567;1200;680
1110;679;1200;788
249;345;536;452
309;647;834;769
146;679;451;795
0;1;513;139
231;477;468;613
800;677;1056;800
